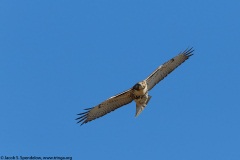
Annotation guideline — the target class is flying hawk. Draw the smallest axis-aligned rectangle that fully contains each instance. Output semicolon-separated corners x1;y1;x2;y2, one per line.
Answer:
76;48;194;125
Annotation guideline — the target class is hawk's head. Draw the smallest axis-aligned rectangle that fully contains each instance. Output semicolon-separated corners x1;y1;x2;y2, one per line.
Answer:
133;81;146;91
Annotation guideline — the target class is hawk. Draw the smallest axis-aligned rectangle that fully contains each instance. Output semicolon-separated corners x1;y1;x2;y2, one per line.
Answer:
76;48;194;125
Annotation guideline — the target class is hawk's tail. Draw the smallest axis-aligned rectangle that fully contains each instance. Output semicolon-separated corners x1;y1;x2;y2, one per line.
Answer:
135;95;152;117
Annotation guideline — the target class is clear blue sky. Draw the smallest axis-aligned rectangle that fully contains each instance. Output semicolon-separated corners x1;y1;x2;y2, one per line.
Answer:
1;1;240;159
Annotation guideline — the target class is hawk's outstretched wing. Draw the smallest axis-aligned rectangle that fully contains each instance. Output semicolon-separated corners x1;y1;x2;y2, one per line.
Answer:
76;89;133;125
146;48;194;91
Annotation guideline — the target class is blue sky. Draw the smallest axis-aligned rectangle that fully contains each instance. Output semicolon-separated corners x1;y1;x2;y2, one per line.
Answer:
0;0;240;159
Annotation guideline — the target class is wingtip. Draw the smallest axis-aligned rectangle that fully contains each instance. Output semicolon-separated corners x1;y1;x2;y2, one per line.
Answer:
76;110;89;125
79;119;90;125
76;114;87;120
80;121;87;126
76;118;87;125
84;107;93;111
77;111;88;115
183;47;194;57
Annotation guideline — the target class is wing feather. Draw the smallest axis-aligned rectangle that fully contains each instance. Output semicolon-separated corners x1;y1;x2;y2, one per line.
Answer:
146;48;194;91
76;89;133;125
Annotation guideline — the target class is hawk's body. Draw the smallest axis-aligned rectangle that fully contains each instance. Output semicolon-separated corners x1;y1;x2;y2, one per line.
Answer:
132;80;151;117
76;48;194;125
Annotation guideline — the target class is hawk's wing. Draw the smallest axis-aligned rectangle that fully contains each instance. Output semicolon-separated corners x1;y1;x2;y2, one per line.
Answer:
76;89;133;125
146;48;194;91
